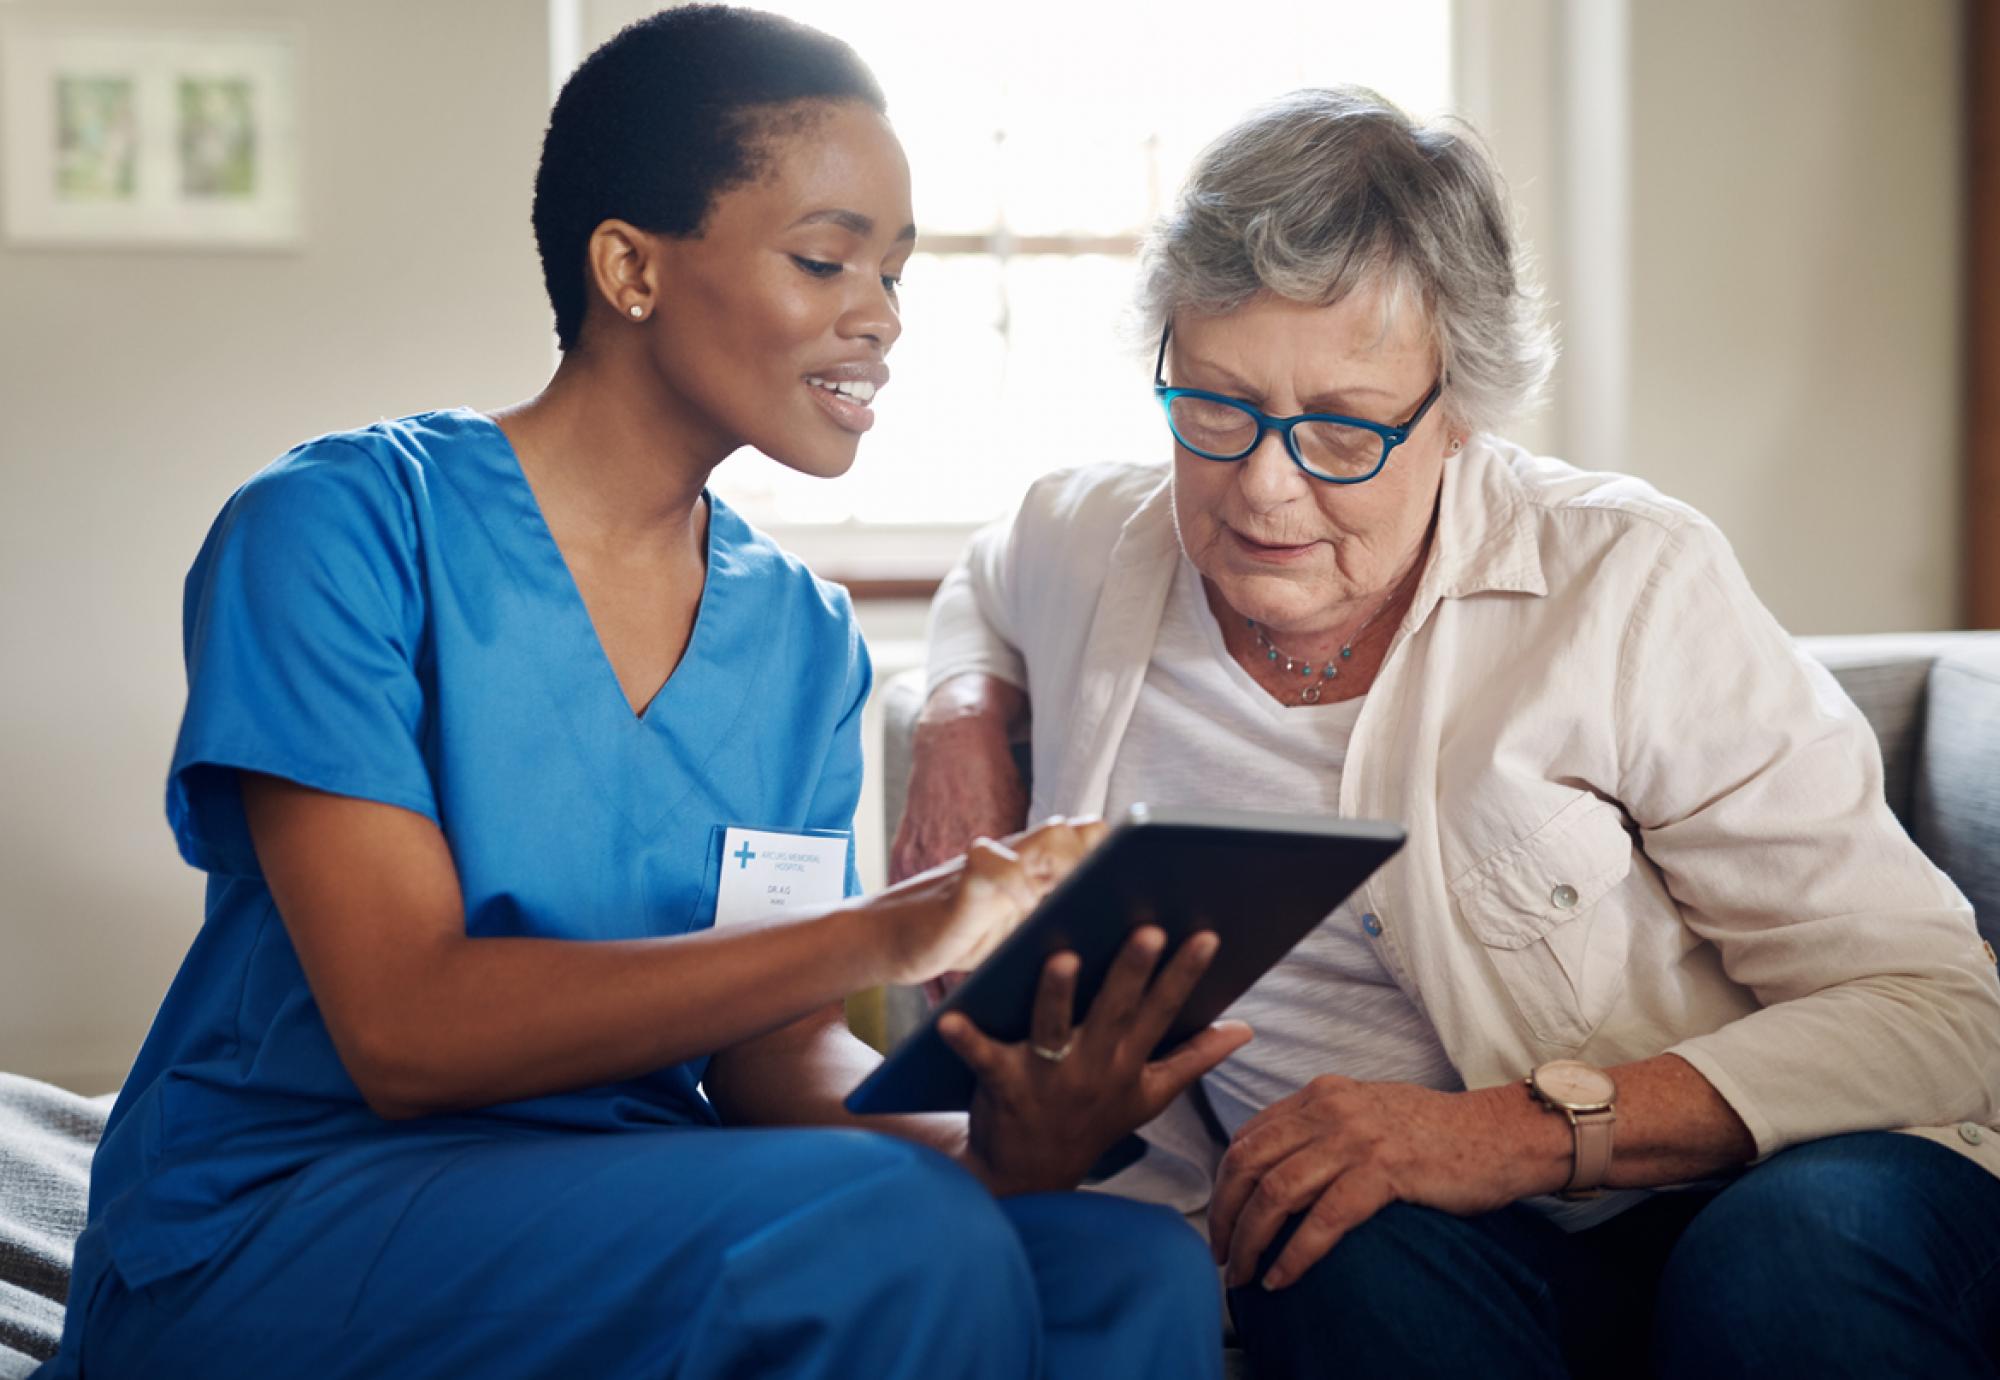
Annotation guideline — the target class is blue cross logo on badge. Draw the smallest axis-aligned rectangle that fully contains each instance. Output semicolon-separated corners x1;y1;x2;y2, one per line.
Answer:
733;841;757;870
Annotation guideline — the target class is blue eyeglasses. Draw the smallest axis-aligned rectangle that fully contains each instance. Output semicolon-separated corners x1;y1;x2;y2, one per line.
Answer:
1152;324;1443;484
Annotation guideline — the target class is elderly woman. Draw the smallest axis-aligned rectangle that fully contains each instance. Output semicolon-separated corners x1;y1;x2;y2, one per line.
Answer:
895;87;2000;1379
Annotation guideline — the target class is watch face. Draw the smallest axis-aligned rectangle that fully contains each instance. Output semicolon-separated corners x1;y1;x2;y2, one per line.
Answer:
1535;1061;1616;1109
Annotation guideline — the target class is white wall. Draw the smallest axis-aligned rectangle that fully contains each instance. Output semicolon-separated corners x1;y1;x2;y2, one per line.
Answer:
1622;0;1962;633
0;0;555;1090
1466;0;1963;633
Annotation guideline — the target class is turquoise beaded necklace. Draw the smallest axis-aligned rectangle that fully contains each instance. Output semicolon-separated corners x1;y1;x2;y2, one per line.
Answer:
1245;581;1404;705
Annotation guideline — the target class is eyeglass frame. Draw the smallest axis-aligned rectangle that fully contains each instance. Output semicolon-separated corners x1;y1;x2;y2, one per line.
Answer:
1151;323;1445;485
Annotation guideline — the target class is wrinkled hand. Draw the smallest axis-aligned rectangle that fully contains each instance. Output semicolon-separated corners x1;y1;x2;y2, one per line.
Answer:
874;817;1103;989
1209;1076;1535;1291
940;927;1255;1197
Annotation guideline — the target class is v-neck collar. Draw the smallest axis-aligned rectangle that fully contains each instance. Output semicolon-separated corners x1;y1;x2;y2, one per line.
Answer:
474;408;723;727
439;407;765;837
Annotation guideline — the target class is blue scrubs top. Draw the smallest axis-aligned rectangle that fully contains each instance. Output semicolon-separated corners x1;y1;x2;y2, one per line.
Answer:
87;408;870;1290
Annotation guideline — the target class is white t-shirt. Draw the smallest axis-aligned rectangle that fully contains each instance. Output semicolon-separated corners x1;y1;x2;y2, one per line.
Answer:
1106;555;1644;1231
1104;557;1465;1132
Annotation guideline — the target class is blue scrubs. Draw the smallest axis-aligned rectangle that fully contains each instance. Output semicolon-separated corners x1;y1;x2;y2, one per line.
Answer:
38;410;1221;1378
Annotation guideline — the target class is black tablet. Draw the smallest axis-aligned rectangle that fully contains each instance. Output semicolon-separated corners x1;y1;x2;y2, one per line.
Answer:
844;805;1405;1115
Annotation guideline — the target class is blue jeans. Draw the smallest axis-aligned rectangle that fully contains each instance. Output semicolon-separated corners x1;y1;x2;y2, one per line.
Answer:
1227;1131;2000;1379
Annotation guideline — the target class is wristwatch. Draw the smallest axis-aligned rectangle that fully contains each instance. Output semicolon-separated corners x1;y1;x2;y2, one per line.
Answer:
1525;1059;1618;1198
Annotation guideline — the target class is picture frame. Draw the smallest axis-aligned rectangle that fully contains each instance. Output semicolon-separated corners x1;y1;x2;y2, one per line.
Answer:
0;16;301;249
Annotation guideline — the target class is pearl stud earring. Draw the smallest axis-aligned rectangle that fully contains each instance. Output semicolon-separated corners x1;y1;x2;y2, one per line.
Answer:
628;304;644;319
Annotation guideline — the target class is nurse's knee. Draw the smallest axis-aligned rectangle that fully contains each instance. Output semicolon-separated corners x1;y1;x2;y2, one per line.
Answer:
839;1136;1033;1292
1121;1200;1217;1298
1086;1196;1223;1345
1057;1193;1217;1306
697;1136;1039;1380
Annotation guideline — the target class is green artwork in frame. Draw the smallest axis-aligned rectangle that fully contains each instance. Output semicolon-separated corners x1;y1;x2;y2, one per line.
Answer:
177;77;256;199
54;74;137;201
3;20;299;248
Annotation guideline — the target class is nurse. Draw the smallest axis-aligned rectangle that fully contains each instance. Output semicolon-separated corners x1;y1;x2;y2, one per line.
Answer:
38;8;1250;1378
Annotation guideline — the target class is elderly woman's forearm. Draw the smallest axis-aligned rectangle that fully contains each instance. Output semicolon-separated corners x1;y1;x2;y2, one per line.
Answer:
918;672;1028;736
1664;966;2000;1155
1599;1054;1756;1184
1475;1053;1755;1195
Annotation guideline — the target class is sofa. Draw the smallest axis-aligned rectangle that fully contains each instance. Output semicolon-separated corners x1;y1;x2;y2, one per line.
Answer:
3;632;1996;1378
0;1078;111;1377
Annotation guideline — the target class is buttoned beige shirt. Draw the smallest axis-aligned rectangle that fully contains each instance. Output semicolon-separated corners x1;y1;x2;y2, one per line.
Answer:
926;438;2000;1206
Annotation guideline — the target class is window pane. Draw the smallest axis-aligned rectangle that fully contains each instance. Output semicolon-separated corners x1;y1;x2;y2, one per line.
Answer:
715;253;1001;526
579;0;1453;531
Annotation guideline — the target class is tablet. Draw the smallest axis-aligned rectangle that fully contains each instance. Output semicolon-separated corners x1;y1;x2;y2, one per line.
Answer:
844;804;1405;1115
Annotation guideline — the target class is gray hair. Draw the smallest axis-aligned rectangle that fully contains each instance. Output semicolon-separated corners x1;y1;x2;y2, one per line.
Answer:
1136;86;1556;437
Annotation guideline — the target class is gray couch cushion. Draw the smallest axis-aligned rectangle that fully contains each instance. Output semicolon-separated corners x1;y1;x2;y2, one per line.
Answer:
1814;656;1933;824
1800;632;1998;826
1913;648;2000;950
0;1075;111;1377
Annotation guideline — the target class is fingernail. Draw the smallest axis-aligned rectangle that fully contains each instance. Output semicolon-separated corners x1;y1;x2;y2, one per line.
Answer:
1263;1270;1286;1290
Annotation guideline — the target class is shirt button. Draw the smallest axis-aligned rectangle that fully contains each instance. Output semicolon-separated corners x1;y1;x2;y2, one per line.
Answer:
1961;1123;1986;1146
1361;912;1383;937
1551;884;1579;910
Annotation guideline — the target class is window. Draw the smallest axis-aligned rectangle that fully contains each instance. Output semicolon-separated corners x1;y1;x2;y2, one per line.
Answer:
577;0;1453;554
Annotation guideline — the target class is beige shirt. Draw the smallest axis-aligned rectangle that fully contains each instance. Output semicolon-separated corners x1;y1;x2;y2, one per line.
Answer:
926;438;2000;1209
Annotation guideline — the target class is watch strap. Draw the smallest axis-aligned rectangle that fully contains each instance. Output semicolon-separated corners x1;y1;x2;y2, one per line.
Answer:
1564;1106;1615;1195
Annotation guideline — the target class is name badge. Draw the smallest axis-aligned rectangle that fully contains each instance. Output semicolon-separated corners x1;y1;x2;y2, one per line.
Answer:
713;825;849;926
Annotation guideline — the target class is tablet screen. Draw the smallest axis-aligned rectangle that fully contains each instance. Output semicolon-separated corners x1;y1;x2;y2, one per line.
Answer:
845;805;1404;1115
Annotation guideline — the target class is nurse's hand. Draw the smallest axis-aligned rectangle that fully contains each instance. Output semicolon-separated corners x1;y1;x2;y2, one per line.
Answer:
874;817;1105;989
939;927;1255;1197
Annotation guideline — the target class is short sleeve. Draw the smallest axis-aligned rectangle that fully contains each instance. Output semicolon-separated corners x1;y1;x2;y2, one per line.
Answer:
167;441;437;876
803;601;873;898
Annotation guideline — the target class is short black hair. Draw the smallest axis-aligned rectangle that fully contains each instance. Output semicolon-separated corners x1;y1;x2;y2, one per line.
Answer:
532;5;887;350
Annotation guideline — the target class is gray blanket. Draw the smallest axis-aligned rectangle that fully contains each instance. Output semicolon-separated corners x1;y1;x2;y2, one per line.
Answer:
0;1075;110;1378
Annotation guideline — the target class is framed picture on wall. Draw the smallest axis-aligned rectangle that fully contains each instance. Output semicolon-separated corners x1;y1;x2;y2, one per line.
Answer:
0;18;300;248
